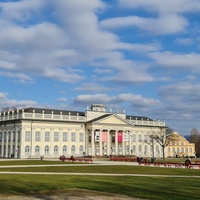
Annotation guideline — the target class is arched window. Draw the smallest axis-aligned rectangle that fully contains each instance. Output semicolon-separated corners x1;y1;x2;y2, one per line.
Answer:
126;145;129;154
186;148;188;153
63;146;67;155
190;148;192;153
54;145;58;155
181;147;184;153
25;146;30;156
144;145;147;155
168;148;170;153
35;146;40;156
132;145;136;153
80;145;84;155
71;145;75;155
45;146;49;155
139;145;142;153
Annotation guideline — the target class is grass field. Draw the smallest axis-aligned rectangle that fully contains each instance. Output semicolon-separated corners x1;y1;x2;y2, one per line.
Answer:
0;159;200;200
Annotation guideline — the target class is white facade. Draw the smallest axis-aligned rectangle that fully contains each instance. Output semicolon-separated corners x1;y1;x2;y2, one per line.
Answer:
0;104;166;159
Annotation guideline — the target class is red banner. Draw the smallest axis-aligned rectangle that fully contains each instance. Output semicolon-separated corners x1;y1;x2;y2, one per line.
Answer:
102;132;107;142
118;131;122;142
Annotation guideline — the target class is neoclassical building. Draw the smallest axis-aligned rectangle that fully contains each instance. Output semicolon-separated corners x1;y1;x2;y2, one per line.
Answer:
0;104;166;159
166;132;195;158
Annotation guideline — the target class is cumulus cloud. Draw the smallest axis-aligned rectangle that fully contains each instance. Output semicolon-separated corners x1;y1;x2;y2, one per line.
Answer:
75;83;110;92
100;15;188;35
56;98;67;103
0;92;37;110
148;52;200;71
73;93;160;108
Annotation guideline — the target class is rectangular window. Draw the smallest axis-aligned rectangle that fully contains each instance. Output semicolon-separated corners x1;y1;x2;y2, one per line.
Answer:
13;131;15;141
138;135;142;142
132;135;136;142
71;132;75;142
35;132;40;141
63;132;67;141
0;132;2;141
79;133;83;142
25;131;31;141
54;132;59;141
18;131;20;141
45;132;50;141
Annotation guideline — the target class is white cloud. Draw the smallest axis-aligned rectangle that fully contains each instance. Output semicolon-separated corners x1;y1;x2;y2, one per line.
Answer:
56;98;67;103
118;0;200;14
101;14;187;35
0;92;7;99
148;52;200;71
175;37;194;45
75;83;110;92
0;71;33;83
73;93;160;108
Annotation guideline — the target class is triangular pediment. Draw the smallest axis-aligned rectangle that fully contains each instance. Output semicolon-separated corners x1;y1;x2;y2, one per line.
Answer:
89;114;132;126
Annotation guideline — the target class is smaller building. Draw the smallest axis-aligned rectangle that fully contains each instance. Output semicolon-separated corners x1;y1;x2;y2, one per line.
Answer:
166;132;195;158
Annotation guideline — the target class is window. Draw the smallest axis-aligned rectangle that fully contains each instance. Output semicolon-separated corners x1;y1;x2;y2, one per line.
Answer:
132;135;136;142
63;146;67;155
138;135;142;142
54;132;58;141
25;146;30;156
63;132;67;141
25;131;31;141
54;145;58;155
0;132;2;141
45;132;50;141
35;132;40;141
13;131;15;141
79;133;83;142
71;145;75;155
144;145;147;155
168;148;170;153
132;145;136;153
45;146;49;155
35;146;40;155
71;133;76;142
139;145;142;153
186;148;188;153
79;145;83;154
126;145;129;154
190;148;192;153
18;131;20;141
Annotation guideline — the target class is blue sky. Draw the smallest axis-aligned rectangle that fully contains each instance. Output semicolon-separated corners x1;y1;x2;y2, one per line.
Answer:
0;0;200;135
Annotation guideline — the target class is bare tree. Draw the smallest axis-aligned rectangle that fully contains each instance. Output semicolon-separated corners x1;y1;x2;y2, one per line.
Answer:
145;128;166;159
189;128;200;157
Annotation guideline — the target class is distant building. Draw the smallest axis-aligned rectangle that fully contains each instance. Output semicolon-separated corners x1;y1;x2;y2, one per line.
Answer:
166;132;195;158
0;104;166;159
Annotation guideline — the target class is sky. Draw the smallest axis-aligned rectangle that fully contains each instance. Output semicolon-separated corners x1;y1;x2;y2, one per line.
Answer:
0;0;200;135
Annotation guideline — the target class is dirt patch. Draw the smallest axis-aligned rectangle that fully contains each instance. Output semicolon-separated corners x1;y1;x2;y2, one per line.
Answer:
0;188;144;200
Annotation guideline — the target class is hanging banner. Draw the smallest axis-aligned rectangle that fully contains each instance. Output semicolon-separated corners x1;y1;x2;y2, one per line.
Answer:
118;131;122;142
94;131;100;142
102;131;107;142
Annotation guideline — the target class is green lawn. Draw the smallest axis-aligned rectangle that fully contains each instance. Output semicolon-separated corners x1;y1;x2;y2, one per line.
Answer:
0;160;200;200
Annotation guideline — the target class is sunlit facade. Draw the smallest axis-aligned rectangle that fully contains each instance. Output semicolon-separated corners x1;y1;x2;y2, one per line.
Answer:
166;132;195;158
0;104;166;159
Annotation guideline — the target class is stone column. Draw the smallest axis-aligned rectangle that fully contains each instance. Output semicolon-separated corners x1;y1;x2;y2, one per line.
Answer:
107;130;110;155
115;130;118;155
99;129;102;156
122;131;125;155
10;131;13;157
5;131;8;158
1;131;4;157
85;129;88;156
91;129;95;156
14;130;18;158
